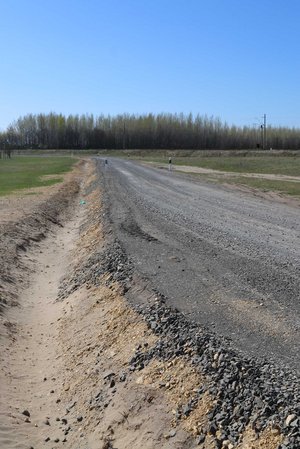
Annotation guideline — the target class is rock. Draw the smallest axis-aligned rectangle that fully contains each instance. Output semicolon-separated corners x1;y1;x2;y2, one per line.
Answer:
119;372;126;382
285;414;296;427
22;410;30;417
103;371;115;380
77;416;83;422
64;426;71;435
209;422;217;436
169;429;176;438
54;438;60;443
45;437;50;442
44;419;50;425
61;418;68;425
197;434;205;445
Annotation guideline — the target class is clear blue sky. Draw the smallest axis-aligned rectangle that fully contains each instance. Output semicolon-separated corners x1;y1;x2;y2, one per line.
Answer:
1;0;300;130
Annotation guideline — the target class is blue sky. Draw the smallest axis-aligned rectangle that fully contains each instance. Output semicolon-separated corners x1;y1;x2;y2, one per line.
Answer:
0;0;300;130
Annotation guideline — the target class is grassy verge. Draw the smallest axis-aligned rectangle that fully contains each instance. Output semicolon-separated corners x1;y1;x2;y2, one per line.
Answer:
224;176;300;197
134;155;300;176
169;156;300;176
0;156;76;196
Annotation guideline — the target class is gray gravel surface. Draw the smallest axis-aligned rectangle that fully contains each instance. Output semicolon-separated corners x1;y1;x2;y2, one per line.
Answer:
96;158;300;372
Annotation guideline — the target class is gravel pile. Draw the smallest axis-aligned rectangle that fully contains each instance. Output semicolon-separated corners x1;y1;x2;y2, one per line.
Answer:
58;240;132;300
133;299;299;448
59;235;299;448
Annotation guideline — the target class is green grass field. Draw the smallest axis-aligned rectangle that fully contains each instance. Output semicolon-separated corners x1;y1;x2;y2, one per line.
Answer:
220;176;300;197
130;154;299;176
169;156;300;176
0;156;76;196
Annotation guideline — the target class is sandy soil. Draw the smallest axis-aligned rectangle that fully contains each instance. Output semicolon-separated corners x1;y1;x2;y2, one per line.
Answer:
0;208;82;448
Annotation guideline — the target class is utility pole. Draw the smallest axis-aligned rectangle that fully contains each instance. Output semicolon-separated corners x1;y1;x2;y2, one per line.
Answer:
263;114;267;150
259;114;267;149
122;121;126;150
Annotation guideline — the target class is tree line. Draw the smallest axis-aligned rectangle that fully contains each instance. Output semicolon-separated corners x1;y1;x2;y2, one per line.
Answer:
0;112;300;150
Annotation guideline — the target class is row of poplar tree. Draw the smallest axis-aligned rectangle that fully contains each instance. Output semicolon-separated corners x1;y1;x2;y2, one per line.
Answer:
0;112;300;150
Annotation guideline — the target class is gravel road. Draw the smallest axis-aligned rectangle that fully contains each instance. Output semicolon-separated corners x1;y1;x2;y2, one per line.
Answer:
97;158;300;372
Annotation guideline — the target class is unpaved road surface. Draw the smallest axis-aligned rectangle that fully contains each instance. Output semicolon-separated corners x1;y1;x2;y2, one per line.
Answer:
98;158;300;372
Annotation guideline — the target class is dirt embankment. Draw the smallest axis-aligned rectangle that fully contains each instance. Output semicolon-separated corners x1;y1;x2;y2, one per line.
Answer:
0;166;81;319
0;159;298;449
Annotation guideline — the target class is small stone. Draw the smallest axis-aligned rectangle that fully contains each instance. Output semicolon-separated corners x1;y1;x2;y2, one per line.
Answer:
22;410;30;417
169;429;176;438
44;419;50;426
103;371;115;380
54;438;60;443
197;434;205;445
209;422;217;436
61;418;68;425
77;416;83;422
45;437;50;442
285;414;296;427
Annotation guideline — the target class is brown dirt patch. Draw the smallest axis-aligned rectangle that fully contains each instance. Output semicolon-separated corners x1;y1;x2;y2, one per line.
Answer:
237;426;283;449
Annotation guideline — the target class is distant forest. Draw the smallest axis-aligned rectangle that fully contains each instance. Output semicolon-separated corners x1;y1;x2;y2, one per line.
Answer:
1;113;300;151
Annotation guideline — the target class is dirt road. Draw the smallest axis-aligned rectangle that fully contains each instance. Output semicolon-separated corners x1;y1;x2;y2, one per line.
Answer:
97;158;300;372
